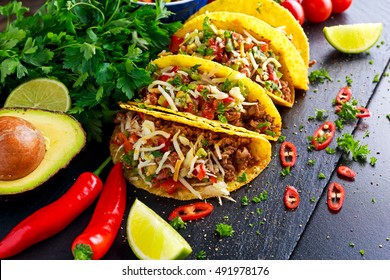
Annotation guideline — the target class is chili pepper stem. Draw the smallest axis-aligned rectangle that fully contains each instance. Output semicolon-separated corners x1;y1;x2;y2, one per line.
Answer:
73;243;94;260
93;156;112;177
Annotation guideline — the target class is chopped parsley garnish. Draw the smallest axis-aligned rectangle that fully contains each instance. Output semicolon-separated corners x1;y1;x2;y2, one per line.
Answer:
373;73;380;83
308;68;333;83
307;159;316;166
169;217;187;231
215;223;234;238
337;133;370;161
314;108;329;121
359;249;365;256
310;196;316;203
218;114;228;124
237;172;248;183
252;190;268;203
325;147;336;154
241;195;249;206
195;250;206;260
318;172;326;179
278;135;287;142
280;166;291;177
336;99;359;121
370;157;377;166
386;114;390;121
346;75;353;86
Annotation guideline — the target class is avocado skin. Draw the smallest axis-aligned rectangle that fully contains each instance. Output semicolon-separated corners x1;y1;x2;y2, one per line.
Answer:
0;108;86;195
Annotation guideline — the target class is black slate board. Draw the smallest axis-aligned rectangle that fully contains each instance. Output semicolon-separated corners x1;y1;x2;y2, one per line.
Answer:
1;0;389;260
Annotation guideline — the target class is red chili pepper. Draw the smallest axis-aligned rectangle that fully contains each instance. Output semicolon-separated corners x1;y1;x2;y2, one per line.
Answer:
72;162;127;260
356;107;371;118
336;86;352;104
311;121;336;150
279;141;297;167
284;185;300;210
327;182;345;212
0;157;112;259
168;202;214;221
337;166;356;180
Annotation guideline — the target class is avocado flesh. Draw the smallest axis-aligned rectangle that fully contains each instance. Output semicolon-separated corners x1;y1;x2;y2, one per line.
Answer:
0;108;86;195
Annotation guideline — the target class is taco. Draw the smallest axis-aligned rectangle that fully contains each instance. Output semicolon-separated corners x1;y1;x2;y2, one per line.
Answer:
169;12;309;107
130;54;282;141
188;0;310;67
110;108;271;201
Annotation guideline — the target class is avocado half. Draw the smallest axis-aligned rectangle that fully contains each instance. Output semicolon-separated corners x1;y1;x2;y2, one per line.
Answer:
0;108;86;195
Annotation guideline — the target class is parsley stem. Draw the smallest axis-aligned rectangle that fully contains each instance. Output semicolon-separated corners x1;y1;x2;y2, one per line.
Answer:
67;2;105;23
104;0;121;28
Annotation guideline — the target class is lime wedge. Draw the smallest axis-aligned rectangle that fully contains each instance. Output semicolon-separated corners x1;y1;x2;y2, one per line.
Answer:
4;78;71;112
126;199;192;260
323;23;383;54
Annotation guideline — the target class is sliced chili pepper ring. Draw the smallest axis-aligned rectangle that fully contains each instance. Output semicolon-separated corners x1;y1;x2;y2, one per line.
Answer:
337;166;356;180
280;141;297;167
284;185;300;210
327;182;345;212
168;202;214;221
311;121;336;151
356;107;371;118
336;86;352;104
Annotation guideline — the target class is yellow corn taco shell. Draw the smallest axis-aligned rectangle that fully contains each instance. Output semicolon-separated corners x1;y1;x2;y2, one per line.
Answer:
110;107;271;201
130;54;282;141
189;0;310;67
176;11;308;94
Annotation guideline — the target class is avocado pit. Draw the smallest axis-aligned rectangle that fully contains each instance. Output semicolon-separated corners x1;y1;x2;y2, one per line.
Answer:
0;116;46;180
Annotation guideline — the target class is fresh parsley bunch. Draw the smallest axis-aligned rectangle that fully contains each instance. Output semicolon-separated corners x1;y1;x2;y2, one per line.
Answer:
0;0;182;141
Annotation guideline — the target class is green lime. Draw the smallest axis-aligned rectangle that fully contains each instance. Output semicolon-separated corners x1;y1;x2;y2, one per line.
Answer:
4;78;71;112
323;23;383;54
126;199;192;260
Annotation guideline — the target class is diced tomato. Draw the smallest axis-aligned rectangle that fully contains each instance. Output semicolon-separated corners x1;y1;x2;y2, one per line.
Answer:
194;164;207;180
223;96;235;104
168;202;214;221
114;132;133;153
159;178;185;195
208;38;225;62
169;36;184;53
157;137;171;153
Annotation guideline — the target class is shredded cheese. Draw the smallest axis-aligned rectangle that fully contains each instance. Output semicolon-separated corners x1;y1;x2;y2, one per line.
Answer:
155;151;171;174
173;159;183;181
157;85;178;111
172;130;185;160
179;177;202;199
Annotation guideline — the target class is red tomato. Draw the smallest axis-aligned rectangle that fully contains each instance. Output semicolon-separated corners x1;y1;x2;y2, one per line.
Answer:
327;182;345;212
301;0;333;23
331;0;352;14
168;202;214;221
280;0;305;26
337;166;356;180
279;141;297;167
160;178;185;194
284;185;300;210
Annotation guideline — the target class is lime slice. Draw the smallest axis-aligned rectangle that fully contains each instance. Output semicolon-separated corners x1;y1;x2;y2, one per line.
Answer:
4;78;71;112
323;23;383;54
126;199;192;260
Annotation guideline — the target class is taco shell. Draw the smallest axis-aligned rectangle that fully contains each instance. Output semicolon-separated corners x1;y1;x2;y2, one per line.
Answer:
130;54;282;141
110;108;272;200
175;12;308;94
189;0;310;67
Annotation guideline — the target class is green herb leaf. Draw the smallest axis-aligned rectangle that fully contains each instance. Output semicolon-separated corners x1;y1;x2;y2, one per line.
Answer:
215;223;234;238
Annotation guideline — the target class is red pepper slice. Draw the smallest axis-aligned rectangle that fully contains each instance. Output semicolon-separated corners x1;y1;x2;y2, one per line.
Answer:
335;86;352;104
337;165;356;180
311;121;336;150
279;141;297;167
72;162;127;260
327;182;345;212
356;107;371;118
284;185;300;210
168;202;214;221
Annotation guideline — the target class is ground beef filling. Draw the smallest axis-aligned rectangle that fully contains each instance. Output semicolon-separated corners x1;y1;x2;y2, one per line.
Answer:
141;115;261;183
